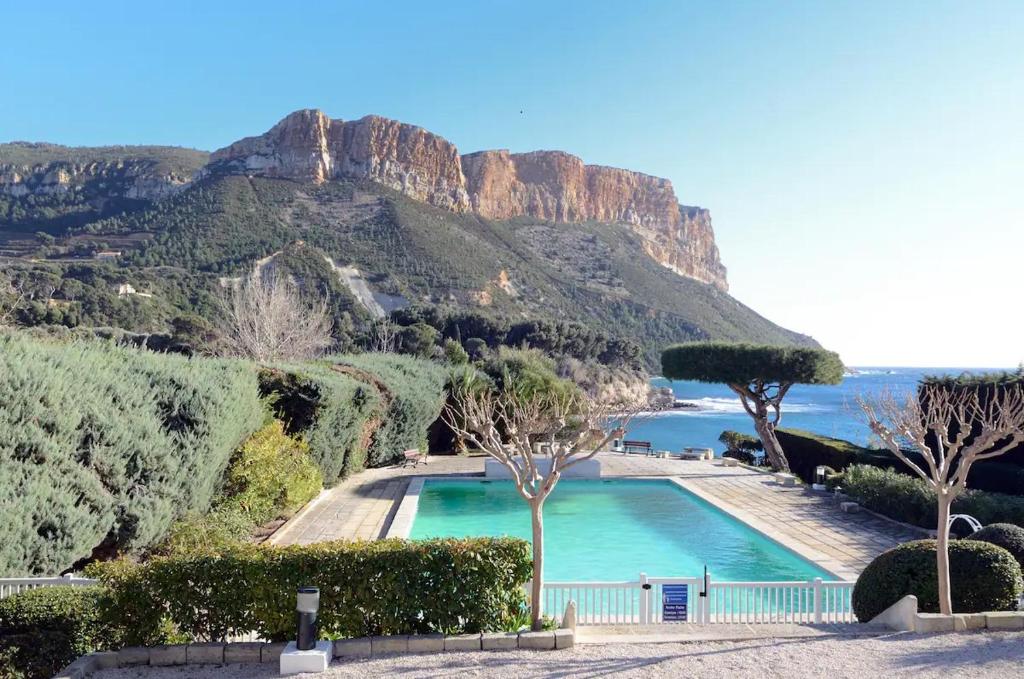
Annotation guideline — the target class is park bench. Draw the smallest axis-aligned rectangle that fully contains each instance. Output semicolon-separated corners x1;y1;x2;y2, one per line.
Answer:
622;440;653;455
402;449;428;467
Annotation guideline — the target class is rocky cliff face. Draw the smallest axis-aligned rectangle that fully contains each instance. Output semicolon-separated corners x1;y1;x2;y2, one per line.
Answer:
210;110;728;290
209;110;469;211
0;158;194;201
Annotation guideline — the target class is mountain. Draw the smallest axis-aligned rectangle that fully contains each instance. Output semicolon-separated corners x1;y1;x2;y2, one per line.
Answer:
208;110;727;290
0;111;816;366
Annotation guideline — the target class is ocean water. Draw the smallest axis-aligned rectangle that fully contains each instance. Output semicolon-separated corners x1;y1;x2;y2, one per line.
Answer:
410;478;831;581
630;367;979;455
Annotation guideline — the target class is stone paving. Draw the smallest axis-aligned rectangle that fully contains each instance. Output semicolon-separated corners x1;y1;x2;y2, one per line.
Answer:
270;453;924;578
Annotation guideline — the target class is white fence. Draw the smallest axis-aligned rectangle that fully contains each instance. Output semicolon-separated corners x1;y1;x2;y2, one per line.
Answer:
0;574;98;600
544;574;856;625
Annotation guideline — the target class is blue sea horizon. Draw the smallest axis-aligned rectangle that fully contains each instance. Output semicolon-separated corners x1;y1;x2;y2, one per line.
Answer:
631;366;1007;455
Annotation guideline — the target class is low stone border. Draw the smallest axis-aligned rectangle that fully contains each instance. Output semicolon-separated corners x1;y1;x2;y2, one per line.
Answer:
386;477;424;539
872;594;1024;633
52;630;574;678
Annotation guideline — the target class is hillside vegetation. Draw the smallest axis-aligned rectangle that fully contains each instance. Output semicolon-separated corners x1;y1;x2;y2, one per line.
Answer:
3;168;814;368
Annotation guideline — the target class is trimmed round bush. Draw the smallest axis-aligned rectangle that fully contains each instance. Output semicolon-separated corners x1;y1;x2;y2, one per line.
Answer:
852;539;1023;621
0;586;115;679
969;523;1024;571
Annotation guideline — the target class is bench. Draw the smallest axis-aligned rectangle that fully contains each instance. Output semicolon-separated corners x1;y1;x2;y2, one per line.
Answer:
402;449;428;467
622;440;653;455
679;447;714;461
773;472;798;487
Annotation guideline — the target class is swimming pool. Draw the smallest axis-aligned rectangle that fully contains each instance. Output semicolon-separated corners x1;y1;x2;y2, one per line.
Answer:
408;478;834;582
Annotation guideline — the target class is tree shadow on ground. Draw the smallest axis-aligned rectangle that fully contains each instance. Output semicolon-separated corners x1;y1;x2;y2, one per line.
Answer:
876;631;1024;670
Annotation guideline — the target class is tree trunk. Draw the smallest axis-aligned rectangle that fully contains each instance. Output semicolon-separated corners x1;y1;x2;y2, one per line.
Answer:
754;417;790;472
529;498;545;630
936;493;953;615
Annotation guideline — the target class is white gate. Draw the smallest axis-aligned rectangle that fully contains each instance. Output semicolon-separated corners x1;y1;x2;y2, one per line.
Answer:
543;573;856;625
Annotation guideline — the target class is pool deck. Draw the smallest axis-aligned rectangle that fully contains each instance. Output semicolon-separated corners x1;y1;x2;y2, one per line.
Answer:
269;453;924;580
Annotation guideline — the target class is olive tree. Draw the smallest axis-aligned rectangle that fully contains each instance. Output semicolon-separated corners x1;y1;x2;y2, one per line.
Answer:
859;383;1024;615
661;342;844;471
444;385;646;629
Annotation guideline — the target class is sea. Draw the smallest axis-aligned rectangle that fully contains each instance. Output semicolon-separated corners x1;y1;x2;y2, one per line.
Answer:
626;367;993;455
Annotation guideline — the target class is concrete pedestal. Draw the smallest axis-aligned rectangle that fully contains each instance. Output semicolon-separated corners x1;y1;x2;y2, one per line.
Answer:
280;641;331;675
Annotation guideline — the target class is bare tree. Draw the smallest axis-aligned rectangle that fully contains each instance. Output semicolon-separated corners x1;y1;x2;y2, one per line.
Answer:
217;271;333;362
0;277;25;327
371;316;396;353
444;386;648;629
859;384;1024;614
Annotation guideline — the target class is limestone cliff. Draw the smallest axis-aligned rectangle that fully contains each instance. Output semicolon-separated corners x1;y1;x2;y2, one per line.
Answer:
209;110;469;211
210;110;728;290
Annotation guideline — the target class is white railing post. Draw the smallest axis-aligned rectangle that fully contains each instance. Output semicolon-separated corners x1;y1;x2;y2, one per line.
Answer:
638;573;650;624
703;573;712;625
813;578;823;624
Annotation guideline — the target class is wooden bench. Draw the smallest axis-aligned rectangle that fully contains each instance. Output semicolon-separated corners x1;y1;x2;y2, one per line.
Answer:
402;449;428;467
622;440;653;455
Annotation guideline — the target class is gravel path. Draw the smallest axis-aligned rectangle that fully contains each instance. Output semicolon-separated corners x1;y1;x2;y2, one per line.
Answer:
95;631;1024;678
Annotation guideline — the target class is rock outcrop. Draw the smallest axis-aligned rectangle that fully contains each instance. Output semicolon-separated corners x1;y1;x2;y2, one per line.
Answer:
210;109;728;290
209;110;469;211
0;159;193;201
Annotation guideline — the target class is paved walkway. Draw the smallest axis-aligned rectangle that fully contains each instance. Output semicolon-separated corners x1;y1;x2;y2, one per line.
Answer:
270;454;923;578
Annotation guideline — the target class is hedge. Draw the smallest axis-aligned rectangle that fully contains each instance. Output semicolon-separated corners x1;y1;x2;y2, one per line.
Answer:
326;354;446;468
260;363;381;483
87;538;532;644
0;334;262;575
0;586;116;679
158;421;322;555
836;465;1024;529
777;428;1024;495
851;539;1023;621
261;355;445;481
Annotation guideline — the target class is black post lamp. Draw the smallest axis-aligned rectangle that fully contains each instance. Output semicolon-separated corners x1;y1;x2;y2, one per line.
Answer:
296;586;320;651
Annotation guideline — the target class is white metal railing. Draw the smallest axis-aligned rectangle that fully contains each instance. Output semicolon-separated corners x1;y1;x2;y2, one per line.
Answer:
543;573;856;625
0;574;98;600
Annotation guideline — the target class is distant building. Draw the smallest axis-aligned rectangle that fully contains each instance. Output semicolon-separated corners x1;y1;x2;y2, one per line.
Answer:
116;283;153;299
94;250;122;260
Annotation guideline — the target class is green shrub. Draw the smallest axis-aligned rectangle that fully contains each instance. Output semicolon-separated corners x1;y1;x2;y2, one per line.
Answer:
220;420;322;523
88;537;532;644
329;354;446;467
778;428;1024;494
159;421;322;555
0;587;115;679
852;539;1023;621
775;429;902;484
837;465;1024;529
969;523;1024;570
260;364;380;483
0;334;262;574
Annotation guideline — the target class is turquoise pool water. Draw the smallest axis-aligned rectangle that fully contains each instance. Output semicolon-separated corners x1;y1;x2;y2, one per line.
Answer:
409;479;834;582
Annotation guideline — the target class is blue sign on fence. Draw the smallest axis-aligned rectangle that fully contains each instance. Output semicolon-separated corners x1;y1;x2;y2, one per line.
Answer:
662;584;688;622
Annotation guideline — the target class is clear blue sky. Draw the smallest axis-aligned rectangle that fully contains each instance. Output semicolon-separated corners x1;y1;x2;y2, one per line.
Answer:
2;1;1021;368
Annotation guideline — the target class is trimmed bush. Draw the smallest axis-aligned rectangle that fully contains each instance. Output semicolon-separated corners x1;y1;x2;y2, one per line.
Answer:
775;428;907;484
260;364;380;483
852;539;1023;621
778;428;1024;495
969;523;1024;571
837;465;1024;529
0;586;115;679
329;354;447;468
158;421;322;555
0;334;262;574
88;537;532;644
